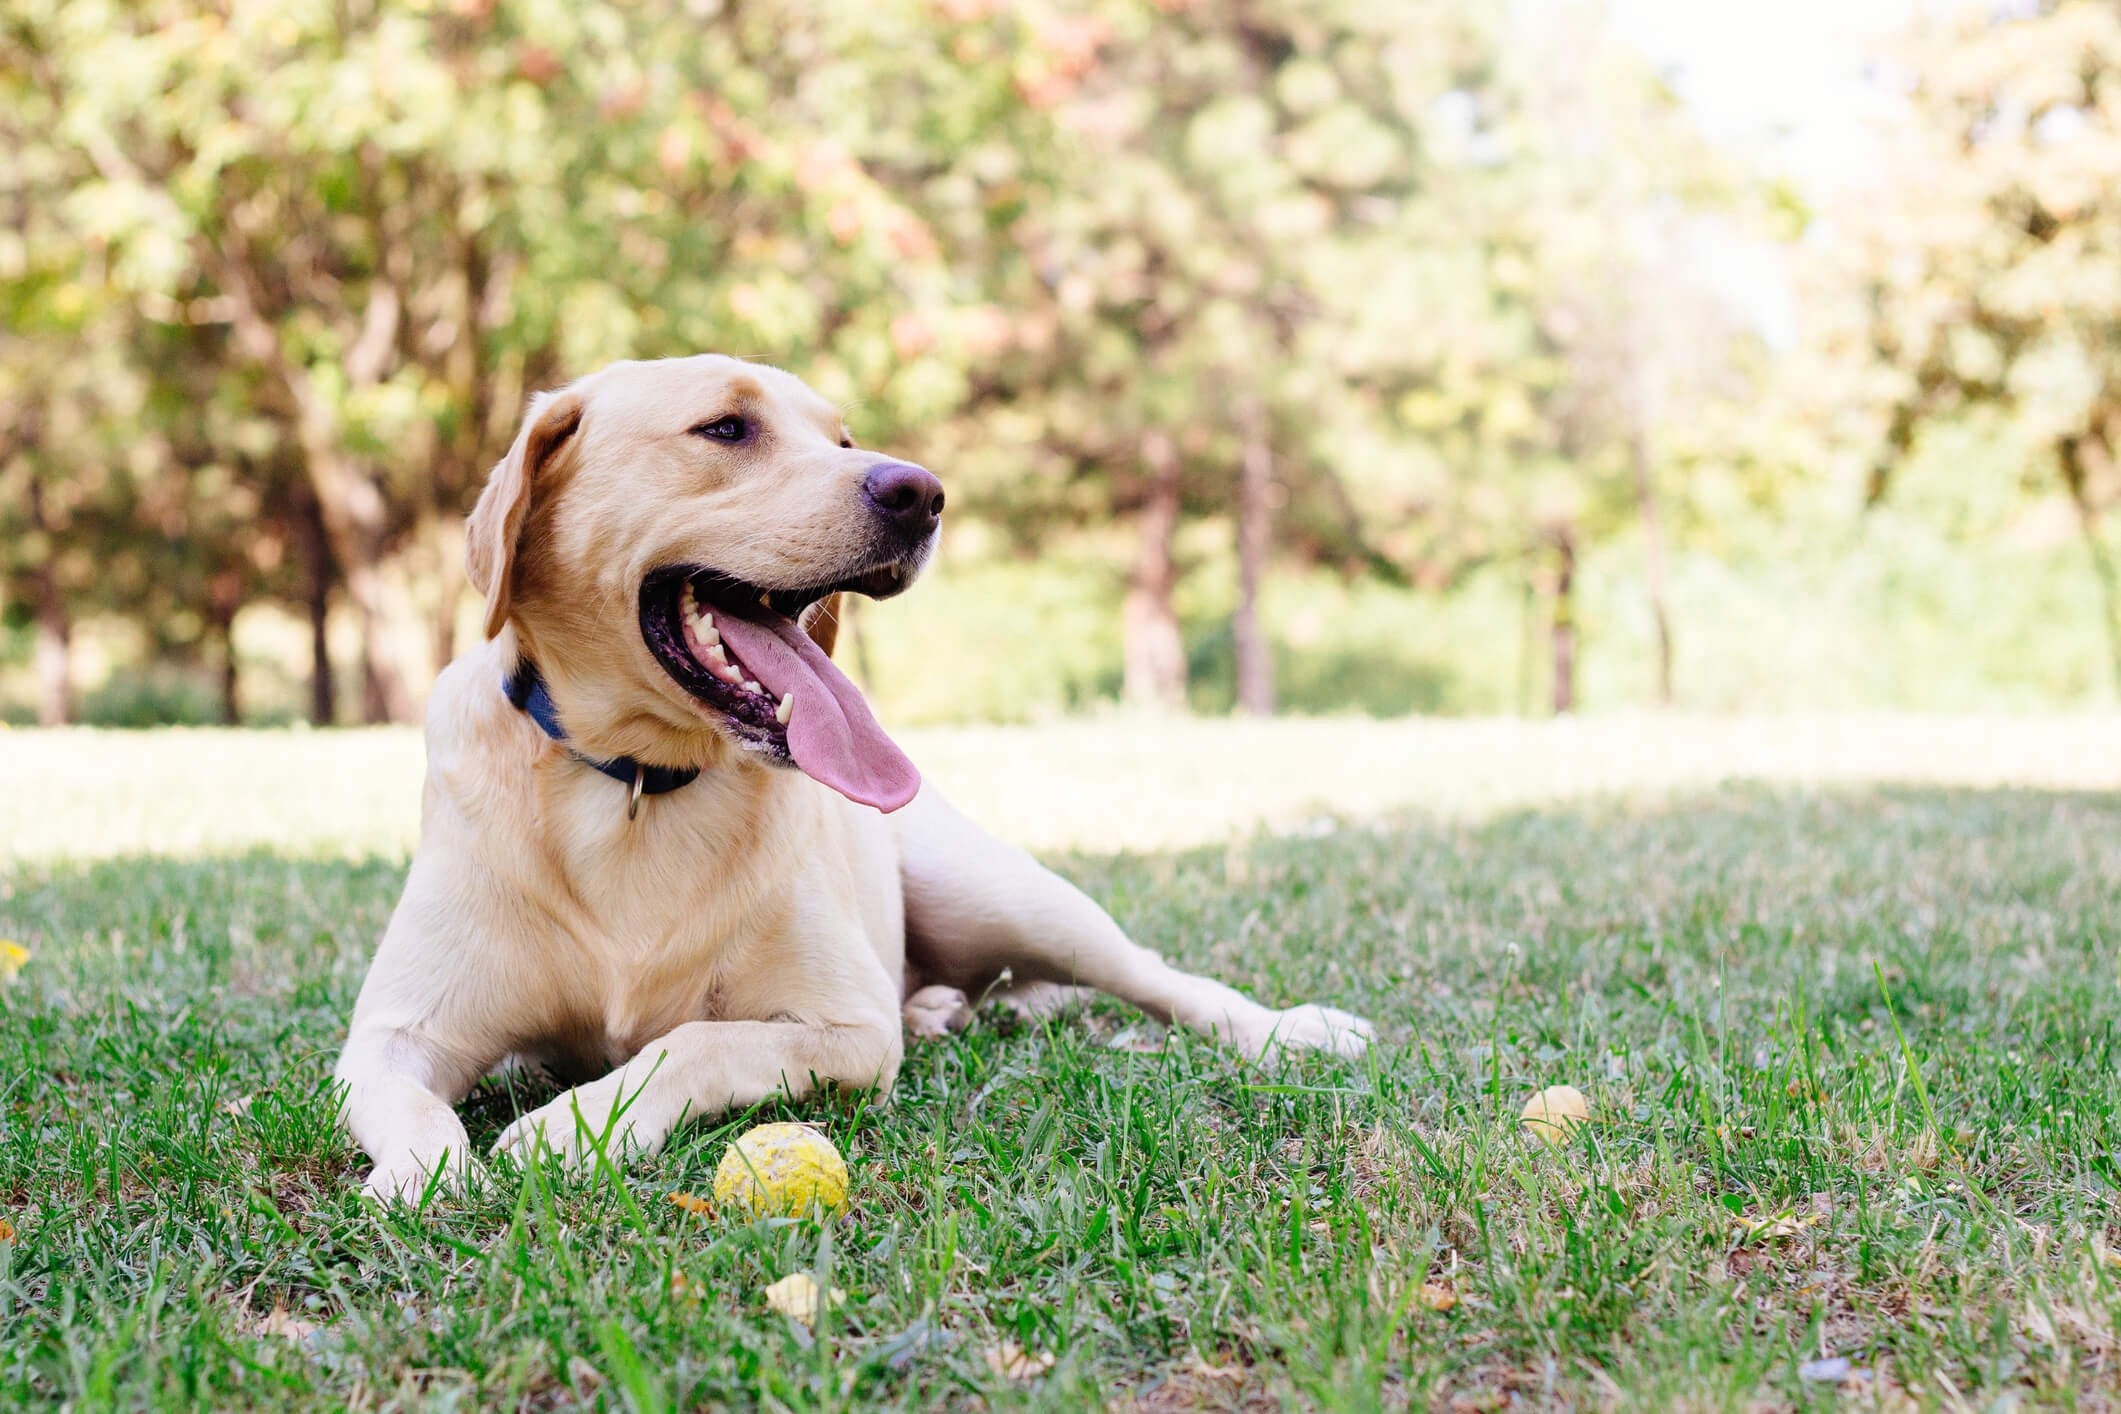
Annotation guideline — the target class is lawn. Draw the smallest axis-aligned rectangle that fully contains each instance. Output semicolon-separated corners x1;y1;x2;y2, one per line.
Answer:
5;718;2121;1408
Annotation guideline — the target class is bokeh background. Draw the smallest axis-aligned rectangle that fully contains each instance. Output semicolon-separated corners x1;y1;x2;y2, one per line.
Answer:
3;0;2115;729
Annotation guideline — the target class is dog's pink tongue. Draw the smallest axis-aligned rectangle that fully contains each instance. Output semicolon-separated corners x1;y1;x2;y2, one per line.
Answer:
711;614;920;812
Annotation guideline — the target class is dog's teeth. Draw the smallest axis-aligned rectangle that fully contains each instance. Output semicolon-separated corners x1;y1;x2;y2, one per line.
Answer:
706;644;727;665
744;680;762;695
758;591;772;610
775;693;793;724
697;621;720;646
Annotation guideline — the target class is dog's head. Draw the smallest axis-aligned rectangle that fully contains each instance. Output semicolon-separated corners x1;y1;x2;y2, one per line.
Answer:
466;354;939;811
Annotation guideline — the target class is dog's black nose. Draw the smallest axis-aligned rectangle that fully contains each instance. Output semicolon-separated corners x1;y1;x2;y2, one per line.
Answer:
863;461;946;535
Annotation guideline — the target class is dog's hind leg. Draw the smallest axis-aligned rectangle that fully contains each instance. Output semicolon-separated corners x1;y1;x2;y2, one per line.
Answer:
902;983;974;1038
987;978;1088;1022
892;786;1371;1059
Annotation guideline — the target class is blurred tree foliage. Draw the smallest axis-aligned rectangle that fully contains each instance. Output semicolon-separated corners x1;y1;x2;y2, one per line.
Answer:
1;0;2097;724
1836;0;2121;692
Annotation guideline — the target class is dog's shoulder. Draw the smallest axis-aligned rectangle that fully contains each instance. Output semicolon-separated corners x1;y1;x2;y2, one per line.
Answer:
415;636;547;825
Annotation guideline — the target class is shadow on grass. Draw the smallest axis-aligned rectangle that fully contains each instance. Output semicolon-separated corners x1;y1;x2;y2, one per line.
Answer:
7;778;2118;1160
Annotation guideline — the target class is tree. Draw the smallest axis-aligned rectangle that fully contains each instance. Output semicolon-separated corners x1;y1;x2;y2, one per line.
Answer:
1;0;1785;725
1834;0;2121;691
11;0;1056;721
976;0;1477;713
1304;2;1748;713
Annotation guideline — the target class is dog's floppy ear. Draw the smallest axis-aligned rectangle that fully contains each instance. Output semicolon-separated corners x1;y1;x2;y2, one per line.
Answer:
466;389;584;640
802;592;842;657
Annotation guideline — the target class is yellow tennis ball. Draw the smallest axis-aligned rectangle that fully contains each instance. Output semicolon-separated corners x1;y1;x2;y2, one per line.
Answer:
1520;1085;1591;1144
713;1123;850;1219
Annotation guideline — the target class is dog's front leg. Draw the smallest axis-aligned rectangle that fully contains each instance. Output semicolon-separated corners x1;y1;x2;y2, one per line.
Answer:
491;1013;902;1172
336;1026;485;1203
336;855;525;1203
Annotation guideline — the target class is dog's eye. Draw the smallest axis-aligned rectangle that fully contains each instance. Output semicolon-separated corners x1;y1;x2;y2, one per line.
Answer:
691;415;748;443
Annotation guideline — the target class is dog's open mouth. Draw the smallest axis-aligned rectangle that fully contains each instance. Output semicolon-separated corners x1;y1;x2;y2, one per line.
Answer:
639;565;921;812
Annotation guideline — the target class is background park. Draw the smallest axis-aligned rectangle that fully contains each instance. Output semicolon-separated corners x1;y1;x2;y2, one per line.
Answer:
8;0;2121;1408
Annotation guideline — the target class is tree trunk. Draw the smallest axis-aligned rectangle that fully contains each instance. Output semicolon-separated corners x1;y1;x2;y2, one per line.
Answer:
33;597;69;727
295;452;412;726
1123;430;1188;710
1518;573;1539;717
301;488;337;726
2058;434;2121;697
1550;525;1578;716
427;512;464;676
208;570;242;726
306;453;414;726
207;235;416;722
26;476;71;726
221;647;239;724
1630;422;1674;706
32;576;71;728
1233;397;1276;717
352;554;415;726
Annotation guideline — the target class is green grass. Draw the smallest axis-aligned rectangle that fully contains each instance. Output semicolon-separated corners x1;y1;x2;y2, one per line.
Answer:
7;727;2121;1407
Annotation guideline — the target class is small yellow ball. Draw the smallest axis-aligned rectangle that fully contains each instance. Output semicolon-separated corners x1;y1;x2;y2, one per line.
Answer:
713;1122;850;1219
1520;1084;1592;1144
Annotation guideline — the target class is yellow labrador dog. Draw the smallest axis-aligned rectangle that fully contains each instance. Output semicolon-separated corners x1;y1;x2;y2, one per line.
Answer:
335;354;1372;1201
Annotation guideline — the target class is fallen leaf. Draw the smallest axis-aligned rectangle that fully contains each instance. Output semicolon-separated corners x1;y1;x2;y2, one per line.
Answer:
1447;1394;1508;1413
1733;1211;1820;1241
763;1272;843;1325
1417;1281;1457;1312
668;1191;714;1217
0;941;27;984
0;1216;14;1243
670;1270;702;1303
984;1341;1057;1380
253;1303;320;1342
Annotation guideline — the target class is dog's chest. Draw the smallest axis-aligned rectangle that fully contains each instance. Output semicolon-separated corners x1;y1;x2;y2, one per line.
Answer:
539;781;793;1059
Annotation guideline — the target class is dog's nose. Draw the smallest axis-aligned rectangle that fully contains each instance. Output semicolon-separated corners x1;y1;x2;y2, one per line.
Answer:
862;461;946;535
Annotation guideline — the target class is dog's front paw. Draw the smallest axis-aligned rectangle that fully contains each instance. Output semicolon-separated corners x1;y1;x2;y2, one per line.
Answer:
492;1077;670;1173
1252;1004;1374;1061
361;1149;473;1207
